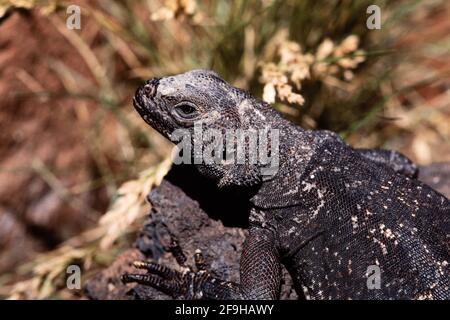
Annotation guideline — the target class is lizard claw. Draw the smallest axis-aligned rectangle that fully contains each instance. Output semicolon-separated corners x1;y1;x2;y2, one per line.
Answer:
131;260;180;278
121;272;183;296
162;232;187;267
122;260;211;299
121;248;213;299
194;249;207;271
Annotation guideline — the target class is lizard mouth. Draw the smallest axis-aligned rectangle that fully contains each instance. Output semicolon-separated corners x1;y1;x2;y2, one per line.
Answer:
133;87;174;140
132;94;146;113
133;79;159;119
132;95;151;121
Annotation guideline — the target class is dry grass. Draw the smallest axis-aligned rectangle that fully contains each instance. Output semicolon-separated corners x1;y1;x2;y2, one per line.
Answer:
5;157;171;299
259;31;366;106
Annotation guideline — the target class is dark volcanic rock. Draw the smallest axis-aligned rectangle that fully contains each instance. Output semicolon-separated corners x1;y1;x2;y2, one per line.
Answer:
85;165;298;300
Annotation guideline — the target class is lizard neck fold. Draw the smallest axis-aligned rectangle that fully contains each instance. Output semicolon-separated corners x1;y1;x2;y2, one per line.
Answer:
250;125;317;209
210;94;320;207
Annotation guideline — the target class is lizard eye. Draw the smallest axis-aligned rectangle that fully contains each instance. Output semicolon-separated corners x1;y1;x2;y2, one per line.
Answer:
173;102;199;120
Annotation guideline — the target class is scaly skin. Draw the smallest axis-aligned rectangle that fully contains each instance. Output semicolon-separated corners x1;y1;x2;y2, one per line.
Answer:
123;69;449;300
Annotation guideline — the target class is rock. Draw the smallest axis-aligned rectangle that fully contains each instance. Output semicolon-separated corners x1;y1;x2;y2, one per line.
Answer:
85;165;298;299
84;248;146;300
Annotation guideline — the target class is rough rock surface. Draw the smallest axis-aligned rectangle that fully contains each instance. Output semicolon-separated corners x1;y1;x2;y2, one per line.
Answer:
85;165;298;299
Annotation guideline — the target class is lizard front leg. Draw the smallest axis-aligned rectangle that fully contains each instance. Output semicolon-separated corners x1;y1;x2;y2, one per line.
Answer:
356;148;418;178
122;227;282;299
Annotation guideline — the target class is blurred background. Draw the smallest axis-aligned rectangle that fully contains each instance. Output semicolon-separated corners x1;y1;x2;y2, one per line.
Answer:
0;0;448;299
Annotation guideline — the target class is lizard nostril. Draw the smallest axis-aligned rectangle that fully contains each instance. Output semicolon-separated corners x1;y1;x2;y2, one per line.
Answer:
142;78;160;98
143;83;156;98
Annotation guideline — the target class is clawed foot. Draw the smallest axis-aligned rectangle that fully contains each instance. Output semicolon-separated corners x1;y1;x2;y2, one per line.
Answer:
121;237;212;299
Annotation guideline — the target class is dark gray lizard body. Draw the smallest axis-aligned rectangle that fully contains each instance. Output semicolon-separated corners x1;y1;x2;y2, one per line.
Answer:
123;69;450;300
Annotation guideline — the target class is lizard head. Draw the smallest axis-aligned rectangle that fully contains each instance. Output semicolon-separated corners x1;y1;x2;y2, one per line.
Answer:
133;69;280;187
133;69;244;135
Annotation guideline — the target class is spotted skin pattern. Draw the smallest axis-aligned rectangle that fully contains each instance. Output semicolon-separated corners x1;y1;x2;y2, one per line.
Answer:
124;69;449;300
